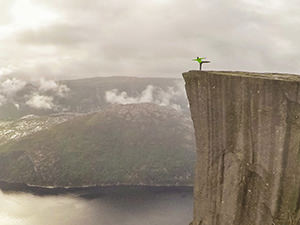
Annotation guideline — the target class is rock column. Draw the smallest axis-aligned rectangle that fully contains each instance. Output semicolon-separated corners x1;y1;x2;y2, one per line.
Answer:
183;71;300;225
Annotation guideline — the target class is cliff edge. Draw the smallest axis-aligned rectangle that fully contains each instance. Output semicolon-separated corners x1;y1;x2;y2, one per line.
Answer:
183;70;300;225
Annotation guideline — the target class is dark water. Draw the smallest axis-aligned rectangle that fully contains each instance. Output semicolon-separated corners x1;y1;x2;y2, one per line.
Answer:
0;187;193;225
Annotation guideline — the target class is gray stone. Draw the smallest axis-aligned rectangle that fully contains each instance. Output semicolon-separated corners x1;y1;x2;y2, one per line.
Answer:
183;70;300;225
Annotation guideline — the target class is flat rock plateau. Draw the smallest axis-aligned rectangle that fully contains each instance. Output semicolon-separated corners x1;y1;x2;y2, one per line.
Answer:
184;71;300;225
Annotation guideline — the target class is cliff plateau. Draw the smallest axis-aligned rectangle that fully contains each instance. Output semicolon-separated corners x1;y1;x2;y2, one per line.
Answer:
184;71;300;225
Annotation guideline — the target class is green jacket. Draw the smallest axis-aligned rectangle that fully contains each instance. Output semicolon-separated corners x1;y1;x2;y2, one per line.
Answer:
193;57;206;63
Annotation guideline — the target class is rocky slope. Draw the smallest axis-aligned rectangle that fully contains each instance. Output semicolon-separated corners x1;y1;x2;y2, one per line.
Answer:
0;103;195;187
184;70;300;225
0;114;76;146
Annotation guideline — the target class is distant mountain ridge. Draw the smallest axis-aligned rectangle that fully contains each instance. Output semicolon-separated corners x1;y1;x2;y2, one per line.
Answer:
0;76;188;120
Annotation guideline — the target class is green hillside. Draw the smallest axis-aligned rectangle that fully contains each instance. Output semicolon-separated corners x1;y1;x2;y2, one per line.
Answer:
0;103;195;187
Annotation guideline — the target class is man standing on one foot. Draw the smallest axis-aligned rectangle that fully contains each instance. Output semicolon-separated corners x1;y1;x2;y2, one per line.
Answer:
193;57;210;70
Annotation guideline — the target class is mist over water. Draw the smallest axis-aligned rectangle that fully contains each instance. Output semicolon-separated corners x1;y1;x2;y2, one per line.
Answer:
0;188;193;225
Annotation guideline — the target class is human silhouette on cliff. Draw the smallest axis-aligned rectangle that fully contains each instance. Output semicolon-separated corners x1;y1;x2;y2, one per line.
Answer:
193;57;210;70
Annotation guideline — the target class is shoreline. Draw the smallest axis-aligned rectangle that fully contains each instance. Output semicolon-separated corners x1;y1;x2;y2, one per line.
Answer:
0;180;193;196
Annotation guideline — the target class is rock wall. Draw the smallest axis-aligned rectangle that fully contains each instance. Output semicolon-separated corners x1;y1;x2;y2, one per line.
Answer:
183;71;300;225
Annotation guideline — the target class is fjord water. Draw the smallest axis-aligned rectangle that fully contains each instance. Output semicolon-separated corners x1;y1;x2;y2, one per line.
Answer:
0;187;192;225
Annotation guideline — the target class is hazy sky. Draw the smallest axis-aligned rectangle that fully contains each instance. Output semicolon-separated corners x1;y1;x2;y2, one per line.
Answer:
0;0;299;79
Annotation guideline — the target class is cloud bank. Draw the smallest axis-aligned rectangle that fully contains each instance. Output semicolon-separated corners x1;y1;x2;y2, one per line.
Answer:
25;94;54;109
0;78;26;97
0;190;89;225
105;82;185;111
0;190;192;225
0;77;70;110
0;78;26;106
0;0;300;79
39;78;70;97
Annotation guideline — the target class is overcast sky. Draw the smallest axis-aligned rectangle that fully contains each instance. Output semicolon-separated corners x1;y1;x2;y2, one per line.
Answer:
0;0;299;79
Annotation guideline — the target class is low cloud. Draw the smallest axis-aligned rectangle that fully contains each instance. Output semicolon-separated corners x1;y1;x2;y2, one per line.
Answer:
0;189;192;225
105;85;154;105
0;65;17;76
155;81;185;111
0;190;90;225
0;95;7;106
105;82;185;111
39;78;70;97
0;77;70;110
14;103;20;109
0;78;26;107
25;93;54;109
0;78;26;97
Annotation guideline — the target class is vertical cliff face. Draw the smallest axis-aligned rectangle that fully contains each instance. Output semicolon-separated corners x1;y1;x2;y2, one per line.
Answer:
183;71;300;225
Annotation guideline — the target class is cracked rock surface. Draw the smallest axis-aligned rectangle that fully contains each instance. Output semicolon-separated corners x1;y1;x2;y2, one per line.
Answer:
183;71;300;225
